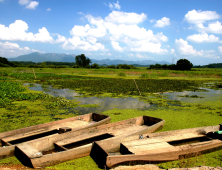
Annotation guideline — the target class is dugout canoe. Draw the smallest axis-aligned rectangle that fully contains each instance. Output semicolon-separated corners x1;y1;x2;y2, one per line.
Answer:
90;124;222;168
15;116;164;168
0;113;110;159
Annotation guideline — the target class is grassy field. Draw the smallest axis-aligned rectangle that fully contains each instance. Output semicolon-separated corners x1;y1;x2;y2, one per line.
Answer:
0;67;222;169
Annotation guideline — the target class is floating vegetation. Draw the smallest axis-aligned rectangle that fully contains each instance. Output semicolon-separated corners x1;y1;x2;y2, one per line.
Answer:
48;78;200;97
178;94;204;98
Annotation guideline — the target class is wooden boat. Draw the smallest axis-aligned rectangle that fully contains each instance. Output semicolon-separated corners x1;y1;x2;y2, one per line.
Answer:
90;124;222;168
15;116;164;168
0;113;110;160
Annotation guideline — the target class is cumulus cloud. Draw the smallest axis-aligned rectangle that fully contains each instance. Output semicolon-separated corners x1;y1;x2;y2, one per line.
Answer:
175;39;220;59
154;17;170;27
0;20;54;42
62;36;105;51
205;21;222;34
64;11;168;53
0;41;44;57
130;40;168;54
111;41;123;51
70;24;106;38
105;11;147;24
19;0;39;9
47;8;51;11
184;10;222;35
54;34;66;43
187;33;220;43
184;9;220;24
26;1;38;9
175;39;204;56
108;1;121;10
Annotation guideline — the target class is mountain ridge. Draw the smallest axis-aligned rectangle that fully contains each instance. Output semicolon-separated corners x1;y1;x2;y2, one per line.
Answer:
8;52;171;66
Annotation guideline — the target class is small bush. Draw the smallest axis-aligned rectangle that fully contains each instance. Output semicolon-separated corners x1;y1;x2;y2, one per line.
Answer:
140;73;150;78
140;73;158;79
117;72;126;77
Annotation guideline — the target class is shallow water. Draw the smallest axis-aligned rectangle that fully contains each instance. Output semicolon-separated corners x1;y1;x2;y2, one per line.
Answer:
24;83;154;114
162;88;222;103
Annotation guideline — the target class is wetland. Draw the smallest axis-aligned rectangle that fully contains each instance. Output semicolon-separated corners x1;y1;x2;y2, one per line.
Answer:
0;67;222;169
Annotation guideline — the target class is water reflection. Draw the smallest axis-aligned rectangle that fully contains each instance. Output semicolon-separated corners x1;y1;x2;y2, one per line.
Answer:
162;88;222;103
24;83;153;114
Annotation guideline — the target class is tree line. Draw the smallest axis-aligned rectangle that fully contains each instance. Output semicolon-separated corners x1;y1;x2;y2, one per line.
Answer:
1;54;222;70
148;59;193;71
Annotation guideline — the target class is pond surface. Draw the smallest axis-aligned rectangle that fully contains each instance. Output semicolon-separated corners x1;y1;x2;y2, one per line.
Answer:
24;83;154;114
162;88;222;103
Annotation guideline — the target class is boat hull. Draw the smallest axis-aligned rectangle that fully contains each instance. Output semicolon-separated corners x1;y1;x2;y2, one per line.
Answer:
90;124;222;168
15;116;165;168
0;113;110;159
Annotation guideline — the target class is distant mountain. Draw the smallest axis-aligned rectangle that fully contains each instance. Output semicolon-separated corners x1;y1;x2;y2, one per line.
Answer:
8;52;171;66
8;52;76;63
91;58;170;66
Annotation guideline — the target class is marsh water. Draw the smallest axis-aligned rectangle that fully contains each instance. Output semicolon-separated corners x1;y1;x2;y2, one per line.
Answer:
162;88;222;103
24;83;153;114
24;83;222;114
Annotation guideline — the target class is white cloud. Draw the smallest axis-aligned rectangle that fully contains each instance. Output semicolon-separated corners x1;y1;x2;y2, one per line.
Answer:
105;11;147;24
154;17;170;27
219;46;222;53
47;8;51;11
62;36;105;51
0;41;44;57
55;34;66;43
108;1;121;10
70;24;106;38
105;23;168;42
175;39;220;59
175;39;204;56
66;12;168;53
19;0;39;9
130;40;168;54
111;41;123;51
195;21;222;34
87;37;97;44
184;9;220;24
187;33;220;43
26;1;39;9
0;20;54;42
205;21;222;34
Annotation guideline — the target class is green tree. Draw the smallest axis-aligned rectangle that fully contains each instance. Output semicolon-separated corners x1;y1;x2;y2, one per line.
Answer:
75;54;91;68
176;59;193;70
41;62;47;68
0;57;14;67
91;63;100;69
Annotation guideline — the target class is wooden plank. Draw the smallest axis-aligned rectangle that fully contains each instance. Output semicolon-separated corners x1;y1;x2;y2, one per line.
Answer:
16;143;43;159
55;132;111;146
126;142;173;154
2;129;56;142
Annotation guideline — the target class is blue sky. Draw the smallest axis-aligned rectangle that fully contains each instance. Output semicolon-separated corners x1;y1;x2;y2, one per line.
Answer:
0;0;222;65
